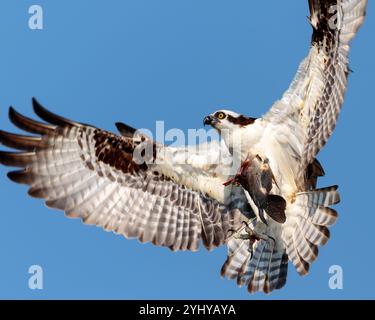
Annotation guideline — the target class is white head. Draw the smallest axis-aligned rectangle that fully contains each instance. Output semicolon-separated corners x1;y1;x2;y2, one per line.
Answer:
203;109;257;152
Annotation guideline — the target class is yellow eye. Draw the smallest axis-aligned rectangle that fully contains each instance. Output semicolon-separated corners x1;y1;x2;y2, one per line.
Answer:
217;112;225;120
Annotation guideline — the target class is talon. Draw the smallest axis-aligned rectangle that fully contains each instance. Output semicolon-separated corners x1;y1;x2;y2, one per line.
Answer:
227;219;270;244
235;221;261;242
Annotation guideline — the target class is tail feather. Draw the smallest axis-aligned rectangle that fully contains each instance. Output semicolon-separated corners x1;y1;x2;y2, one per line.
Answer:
247;241;272;293
220;185;338;293
283;185;339;275
295;186;340;207
310;207;338;226
221;184;337;292
298;217;330;246
294;226;319;264
222;234;288;294
220;238;250;280
285;236;310;275
238;240;266;287
267;252;288;292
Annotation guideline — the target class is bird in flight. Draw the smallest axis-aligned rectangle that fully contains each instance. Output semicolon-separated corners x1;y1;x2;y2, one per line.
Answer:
0;0;367;294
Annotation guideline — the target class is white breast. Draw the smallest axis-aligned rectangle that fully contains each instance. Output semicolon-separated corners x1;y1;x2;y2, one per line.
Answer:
239;119;300;197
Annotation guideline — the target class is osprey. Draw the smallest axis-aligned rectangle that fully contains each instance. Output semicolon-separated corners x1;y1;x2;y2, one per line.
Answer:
0;0;367;294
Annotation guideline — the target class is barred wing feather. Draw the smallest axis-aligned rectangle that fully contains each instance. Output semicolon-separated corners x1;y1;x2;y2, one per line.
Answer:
0;98;243;252
264;0;367;189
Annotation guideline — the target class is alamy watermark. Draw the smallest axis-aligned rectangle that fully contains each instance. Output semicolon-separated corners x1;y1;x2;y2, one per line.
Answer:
28;5;43;30
328;265;343;290
28;265;43;290
130;122;241;175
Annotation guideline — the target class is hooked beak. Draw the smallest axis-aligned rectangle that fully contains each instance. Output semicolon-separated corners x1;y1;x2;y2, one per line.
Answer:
203;115;217;126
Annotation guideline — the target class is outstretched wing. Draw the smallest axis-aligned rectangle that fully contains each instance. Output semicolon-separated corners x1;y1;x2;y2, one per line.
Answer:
264;0;367;189
0;98;244;251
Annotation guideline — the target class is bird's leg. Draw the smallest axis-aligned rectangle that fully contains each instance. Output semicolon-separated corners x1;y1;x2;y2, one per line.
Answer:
229;220;268;243
227;219;253;240
241;220;269;242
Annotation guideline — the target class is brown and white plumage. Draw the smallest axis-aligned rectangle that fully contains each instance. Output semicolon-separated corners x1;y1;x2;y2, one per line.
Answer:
265;0;368;189
263;0;367;275
0;99;247;252
0;0;368;295
218;0;367;292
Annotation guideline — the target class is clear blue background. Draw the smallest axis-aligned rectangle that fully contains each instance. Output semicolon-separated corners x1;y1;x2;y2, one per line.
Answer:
0;0;373;299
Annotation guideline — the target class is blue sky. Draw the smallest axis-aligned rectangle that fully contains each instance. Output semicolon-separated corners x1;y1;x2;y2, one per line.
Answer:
0;0;373;299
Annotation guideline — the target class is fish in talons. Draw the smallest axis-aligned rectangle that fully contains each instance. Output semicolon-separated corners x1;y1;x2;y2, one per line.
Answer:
224;154;287;225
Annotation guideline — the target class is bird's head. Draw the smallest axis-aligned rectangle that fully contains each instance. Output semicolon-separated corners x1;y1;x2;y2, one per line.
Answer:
203;110;256;131
203;110;257;153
